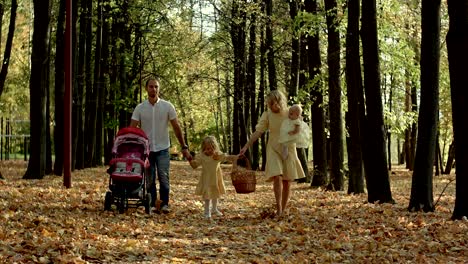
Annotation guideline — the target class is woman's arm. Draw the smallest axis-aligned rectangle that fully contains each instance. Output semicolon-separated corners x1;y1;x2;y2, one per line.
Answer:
240;130;263;155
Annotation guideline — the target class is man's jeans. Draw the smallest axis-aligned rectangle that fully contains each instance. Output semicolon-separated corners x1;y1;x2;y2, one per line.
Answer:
148;149;170;207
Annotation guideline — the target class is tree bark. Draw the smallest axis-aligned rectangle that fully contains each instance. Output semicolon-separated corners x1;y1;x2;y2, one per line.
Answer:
345;0;365;194
361;0;393;203
409;0;440;212
230;0;247;155
247;0;259;169
265;0;276;91
325;0;344;191
53;0;66;175
0;0;17;97
24;0;51;179
444;141;455;174
447;0;468;220
305;0;328;187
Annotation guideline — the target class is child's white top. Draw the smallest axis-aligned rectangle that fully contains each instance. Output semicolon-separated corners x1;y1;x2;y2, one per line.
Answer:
278;118;311;148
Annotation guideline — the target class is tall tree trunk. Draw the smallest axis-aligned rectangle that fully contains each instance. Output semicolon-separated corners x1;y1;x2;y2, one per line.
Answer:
265;0;276;91
230;0;247;155
361;0;393;203
95;0;108;166
259;7;266;170
247;0;259;169
447;0;468;220
53;0;66;175
85;0;97;167
0;0;17;180
444;141;455;174
73;0;88;170
117;1;131;129
305;0;328;187
408;0;440;212
345;0;365;194
325;0;344;191
387;74;393;171
45;28;52;175
24;0;51;179
288;0;299;100
0;0;16;97
298;35;310;182
404;70;412;169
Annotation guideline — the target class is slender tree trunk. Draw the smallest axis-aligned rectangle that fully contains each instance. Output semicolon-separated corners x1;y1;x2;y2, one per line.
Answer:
325;0;344;191
444;141;455;174
0;0;16;97
297;24;310;182
247;0;259;169
447;0;468;220
305;0;328;187
409;0;440;212
230;0;247;155
0;0;17;179
117;1;131;129
53;0;66;175
265;0;276;91
95;0;108;166
345;0;365;194
288;0;299;100
45;30;52;175
85;0;97;167
361;0;393;203
259;7;266;170
24;0;51;179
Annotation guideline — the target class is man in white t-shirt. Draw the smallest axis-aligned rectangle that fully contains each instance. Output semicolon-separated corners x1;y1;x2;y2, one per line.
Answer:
130;77;192;213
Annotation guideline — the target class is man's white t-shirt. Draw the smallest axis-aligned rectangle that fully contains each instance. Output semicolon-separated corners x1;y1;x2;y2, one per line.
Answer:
131;98;177;152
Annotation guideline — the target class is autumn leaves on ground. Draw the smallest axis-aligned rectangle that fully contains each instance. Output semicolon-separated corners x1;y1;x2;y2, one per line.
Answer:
0;160;466;263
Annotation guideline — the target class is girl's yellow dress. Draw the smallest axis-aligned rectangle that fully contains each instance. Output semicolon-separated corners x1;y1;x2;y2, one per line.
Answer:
255;110;305;182
190;153;235;199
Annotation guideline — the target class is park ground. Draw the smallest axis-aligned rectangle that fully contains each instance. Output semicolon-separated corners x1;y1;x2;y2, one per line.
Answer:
0;160;466;263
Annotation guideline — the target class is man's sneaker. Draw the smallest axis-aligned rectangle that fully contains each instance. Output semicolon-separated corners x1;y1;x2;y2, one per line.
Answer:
161;205;171;214
204;213;212;219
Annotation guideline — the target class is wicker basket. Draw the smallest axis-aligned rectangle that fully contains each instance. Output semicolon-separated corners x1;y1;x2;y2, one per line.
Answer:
231;157;256;194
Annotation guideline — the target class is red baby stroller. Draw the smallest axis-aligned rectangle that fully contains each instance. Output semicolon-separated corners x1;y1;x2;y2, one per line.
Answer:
104;127;152;214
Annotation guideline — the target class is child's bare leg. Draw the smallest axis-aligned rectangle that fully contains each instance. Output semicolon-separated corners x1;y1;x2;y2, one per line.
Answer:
281;144;288;160
204;199;211;219
281;180;291;213
212;199;223;216
273;176;282;216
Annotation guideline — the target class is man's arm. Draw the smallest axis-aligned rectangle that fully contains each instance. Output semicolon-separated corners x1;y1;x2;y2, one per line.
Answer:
130;119;139;127
170;118;192;160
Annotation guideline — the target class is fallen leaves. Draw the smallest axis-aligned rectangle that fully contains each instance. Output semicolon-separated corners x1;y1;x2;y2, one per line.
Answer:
0;160;466;263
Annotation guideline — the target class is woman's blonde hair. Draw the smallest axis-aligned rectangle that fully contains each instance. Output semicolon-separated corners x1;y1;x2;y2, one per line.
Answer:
201;135;222;154
266;90;288;111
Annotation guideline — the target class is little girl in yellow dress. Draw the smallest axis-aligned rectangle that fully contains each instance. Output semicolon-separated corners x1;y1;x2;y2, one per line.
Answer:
189;136;239;219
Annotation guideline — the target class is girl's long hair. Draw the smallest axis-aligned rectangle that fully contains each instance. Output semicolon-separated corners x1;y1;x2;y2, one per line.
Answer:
266;90;287;111
201;135;222;155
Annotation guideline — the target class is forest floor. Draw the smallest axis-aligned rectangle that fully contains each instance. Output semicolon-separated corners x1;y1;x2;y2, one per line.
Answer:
0;160;466;263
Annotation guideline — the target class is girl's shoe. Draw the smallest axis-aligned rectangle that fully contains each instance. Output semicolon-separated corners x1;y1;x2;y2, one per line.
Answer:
213;209;223;216
204;213;212;219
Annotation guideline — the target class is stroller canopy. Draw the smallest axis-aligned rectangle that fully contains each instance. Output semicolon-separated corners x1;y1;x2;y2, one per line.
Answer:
112;127;150;157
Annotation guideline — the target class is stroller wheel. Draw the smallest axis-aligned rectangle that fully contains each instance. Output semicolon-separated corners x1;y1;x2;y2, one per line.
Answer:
118;191;127;214
104;191;113;211
144;193;152;214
